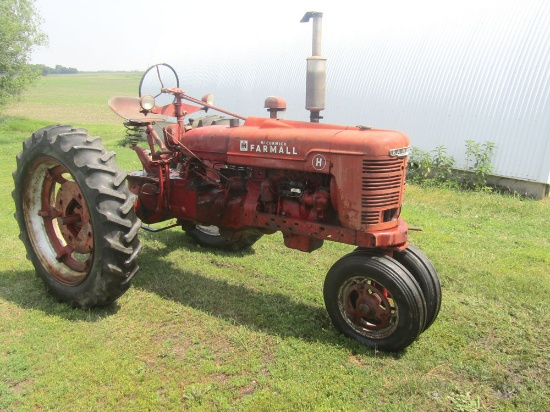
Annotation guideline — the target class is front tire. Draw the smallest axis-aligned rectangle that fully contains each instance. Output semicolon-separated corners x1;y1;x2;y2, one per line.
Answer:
324;252;426;352
393;245;441;331
13;125;142;308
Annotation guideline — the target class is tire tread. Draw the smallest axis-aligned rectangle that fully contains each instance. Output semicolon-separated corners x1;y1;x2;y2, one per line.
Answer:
12;126;141;308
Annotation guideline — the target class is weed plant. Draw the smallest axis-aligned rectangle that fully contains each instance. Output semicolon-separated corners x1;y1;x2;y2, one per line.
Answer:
465;140;496;189
409;141;496;191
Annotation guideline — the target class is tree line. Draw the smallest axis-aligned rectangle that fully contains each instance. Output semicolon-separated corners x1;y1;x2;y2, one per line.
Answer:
35;65;79;76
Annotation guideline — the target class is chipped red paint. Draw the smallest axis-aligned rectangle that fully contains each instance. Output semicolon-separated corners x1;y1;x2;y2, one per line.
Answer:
32;160;92;283
111;89;410;253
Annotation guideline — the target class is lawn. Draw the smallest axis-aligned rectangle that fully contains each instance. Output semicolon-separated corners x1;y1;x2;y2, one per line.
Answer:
1;73;549;411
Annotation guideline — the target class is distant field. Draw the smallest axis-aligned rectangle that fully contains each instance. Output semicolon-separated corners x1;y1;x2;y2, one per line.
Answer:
1;74;549;411
5;72;142;125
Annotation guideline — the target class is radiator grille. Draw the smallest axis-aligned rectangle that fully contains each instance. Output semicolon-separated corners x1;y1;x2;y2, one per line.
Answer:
361;157;405;226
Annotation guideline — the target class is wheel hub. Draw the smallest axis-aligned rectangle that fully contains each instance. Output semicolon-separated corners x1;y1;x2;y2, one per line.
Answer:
343;279;395;331
55;180;93;254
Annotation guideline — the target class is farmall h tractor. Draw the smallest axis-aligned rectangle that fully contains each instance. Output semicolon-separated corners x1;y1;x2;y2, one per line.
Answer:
12;13;441;352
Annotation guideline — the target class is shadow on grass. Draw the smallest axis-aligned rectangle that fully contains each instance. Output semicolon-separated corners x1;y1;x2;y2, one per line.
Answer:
132;229;405;357
0;269;121;321
0;229;404;357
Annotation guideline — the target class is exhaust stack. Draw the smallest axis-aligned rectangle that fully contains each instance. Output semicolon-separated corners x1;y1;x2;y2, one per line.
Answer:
301;11;326;123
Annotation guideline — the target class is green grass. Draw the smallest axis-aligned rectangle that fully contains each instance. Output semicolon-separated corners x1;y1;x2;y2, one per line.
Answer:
1;74;549;411
5;72;141;125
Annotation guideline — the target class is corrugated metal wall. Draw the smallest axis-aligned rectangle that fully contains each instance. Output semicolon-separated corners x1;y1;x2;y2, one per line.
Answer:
158;0;550;184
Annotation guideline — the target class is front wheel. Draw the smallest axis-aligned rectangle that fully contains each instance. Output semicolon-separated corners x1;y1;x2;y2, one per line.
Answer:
323;253;426;352
393;245;441;331
12;125;142;308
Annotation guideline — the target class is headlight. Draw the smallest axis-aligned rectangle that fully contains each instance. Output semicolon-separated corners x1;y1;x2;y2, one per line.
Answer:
201;93;214;106
140;94;156;111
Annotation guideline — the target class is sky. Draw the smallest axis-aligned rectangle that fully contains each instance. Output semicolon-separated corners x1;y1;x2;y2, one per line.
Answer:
30;0;475;72
30;0;331;71
27;0;511;123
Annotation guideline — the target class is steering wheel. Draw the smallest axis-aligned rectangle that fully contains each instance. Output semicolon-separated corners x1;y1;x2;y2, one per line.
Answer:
139;63;180;107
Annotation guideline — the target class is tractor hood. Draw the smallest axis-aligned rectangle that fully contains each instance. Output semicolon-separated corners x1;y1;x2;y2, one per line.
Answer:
181;117;410;173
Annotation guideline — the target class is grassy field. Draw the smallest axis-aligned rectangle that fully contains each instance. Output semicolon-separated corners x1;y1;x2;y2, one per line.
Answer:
1;74;549;411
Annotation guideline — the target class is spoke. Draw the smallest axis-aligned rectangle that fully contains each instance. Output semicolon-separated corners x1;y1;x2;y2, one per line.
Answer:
55;245;88;272
58;214;81;225
156;65;164;89
38;206;60;219
47;165;68;184
55;245;73;262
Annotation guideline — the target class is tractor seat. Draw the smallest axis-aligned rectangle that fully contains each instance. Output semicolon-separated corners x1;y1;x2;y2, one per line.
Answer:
108;96;168;124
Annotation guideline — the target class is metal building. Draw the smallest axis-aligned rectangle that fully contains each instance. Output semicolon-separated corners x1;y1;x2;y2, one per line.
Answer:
163;0;550;197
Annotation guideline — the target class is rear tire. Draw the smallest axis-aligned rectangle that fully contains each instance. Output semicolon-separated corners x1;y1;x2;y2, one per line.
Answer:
12;125;142;308
324;252;426;352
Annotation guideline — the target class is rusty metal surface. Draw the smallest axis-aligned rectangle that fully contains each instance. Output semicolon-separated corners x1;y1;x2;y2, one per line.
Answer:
119;81;411;254
341;277;397;333
55;180;93;255
24;159;92;285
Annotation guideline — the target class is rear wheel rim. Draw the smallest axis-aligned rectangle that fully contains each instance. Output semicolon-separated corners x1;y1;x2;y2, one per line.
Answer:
23;157;92;286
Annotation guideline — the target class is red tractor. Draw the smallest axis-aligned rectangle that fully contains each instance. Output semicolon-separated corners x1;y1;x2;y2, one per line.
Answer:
12;13;441;352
